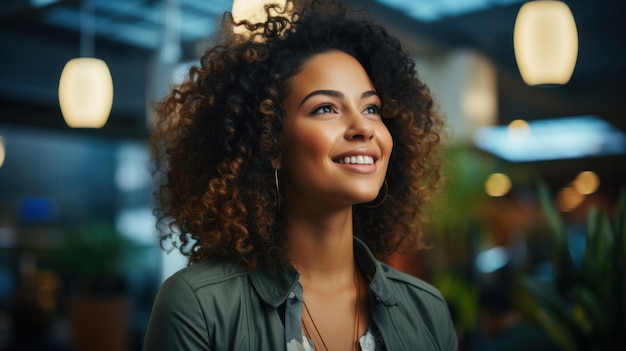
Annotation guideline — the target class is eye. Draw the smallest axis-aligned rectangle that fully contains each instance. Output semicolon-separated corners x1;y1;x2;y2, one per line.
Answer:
363;104;381;116
310;103;335;115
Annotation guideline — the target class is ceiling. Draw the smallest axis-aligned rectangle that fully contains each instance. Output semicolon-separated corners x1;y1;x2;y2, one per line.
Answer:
0;0;625;187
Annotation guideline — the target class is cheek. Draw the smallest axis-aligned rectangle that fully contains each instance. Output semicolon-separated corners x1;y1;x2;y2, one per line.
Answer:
379;125;393;159
282;124;334;170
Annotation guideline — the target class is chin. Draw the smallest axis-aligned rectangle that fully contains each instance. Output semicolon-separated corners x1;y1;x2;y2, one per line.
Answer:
355;192;381;205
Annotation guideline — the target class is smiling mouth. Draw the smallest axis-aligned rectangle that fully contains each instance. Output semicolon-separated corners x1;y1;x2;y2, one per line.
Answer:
333;155;375;165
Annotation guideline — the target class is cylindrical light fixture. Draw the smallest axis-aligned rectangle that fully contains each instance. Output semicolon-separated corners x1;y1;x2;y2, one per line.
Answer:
59;58;113;128
514;0;578;86
0;136;6;168
231;0;287;35
58;0;113;128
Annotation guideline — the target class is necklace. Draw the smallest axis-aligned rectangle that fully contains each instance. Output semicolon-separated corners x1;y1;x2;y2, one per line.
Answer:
302;264;362;351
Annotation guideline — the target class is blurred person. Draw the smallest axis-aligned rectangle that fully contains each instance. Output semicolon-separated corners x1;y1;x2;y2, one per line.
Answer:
143;0;457;350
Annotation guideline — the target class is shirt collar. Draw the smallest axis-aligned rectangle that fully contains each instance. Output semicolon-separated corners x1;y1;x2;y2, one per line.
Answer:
250;237;397;307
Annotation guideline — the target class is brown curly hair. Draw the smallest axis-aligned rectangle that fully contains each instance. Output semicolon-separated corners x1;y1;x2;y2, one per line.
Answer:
151;0;444;269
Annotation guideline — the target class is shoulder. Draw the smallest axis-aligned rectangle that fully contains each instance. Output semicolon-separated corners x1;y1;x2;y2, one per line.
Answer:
375;261;458;350
354;238;448;309
376;261;455;331
379;261;446;303
151;260;250;315
143;260;252;350
150;260;253;324
166;260;249;292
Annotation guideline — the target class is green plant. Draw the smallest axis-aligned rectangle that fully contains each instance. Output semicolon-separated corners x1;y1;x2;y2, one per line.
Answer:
53;220;137;295
431;272;478;334
519;184;625;351
426;144;531;335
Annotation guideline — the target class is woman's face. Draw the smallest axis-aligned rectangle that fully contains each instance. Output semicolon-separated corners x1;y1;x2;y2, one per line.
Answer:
281;50;393;210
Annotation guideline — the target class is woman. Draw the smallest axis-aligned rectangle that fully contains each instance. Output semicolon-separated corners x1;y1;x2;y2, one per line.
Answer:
143;0;457;350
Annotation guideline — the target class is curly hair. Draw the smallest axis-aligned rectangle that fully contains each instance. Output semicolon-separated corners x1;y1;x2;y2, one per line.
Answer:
151;0;444;269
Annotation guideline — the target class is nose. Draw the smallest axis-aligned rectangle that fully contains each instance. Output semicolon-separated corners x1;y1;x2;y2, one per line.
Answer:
344;112;375;141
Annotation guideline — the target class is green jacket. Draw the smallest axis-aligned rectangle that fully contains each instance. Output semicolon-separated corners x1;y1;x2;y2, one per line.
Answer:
143;239;458;350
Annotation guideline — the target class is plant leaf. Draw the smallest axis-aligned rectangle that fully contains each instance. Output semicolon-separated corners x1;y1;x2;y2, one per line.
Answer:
519;276;578;351
568;284;607;333
536;182;577;290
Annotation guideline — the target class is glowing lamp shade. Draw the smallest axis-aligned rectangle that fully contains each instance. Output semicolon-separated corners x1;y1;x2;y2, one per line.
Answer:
58;58;113;128
0;137;5;168
231;0;286;35
514;0;578;85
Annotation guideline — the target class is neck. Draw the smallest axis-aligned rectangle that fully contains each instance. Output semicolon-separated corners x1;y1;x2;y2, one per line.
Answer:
286;205;356;288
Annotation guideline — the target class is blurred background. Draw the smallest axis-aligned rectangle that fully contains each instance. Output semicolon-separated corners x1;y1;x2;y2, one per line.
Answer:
0;0;624;350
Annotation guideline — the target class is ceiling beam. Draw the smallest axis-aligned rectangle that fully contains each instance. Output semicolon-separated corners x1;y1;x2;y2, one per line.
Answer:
0;0;75;24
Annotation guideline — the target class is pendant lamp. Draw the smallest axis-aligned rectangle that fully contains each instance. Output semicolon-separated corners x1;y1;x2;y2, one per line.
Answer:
513;0;578;86
0;136;5;168
231;0;287;35
58;0;113;128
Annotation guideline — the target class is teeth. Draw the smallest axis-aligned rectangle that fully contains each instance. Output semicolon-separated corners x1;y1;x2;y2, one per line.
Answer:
336;155;374;164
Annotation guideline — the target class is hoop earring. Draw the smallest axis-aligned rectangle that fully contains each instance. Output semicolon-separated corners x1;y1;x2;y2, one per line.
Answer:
274;168;281;210
362;179;388;208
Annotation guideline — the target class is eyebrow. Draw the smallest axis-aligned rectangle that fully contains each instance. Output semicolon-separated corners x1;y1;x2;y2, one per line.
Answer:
298;89;378;108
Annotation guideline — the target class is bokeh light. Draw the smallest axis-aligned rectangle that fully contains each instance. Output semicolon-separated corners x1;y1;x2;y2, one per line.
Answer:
485;173;512;197
573;170;600;195
557;186;585;212
507;119;530;141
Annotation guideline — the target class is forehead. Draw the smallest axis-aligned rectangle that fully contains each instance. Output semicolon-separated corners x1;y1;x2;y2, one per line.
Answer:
288;50;375;95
